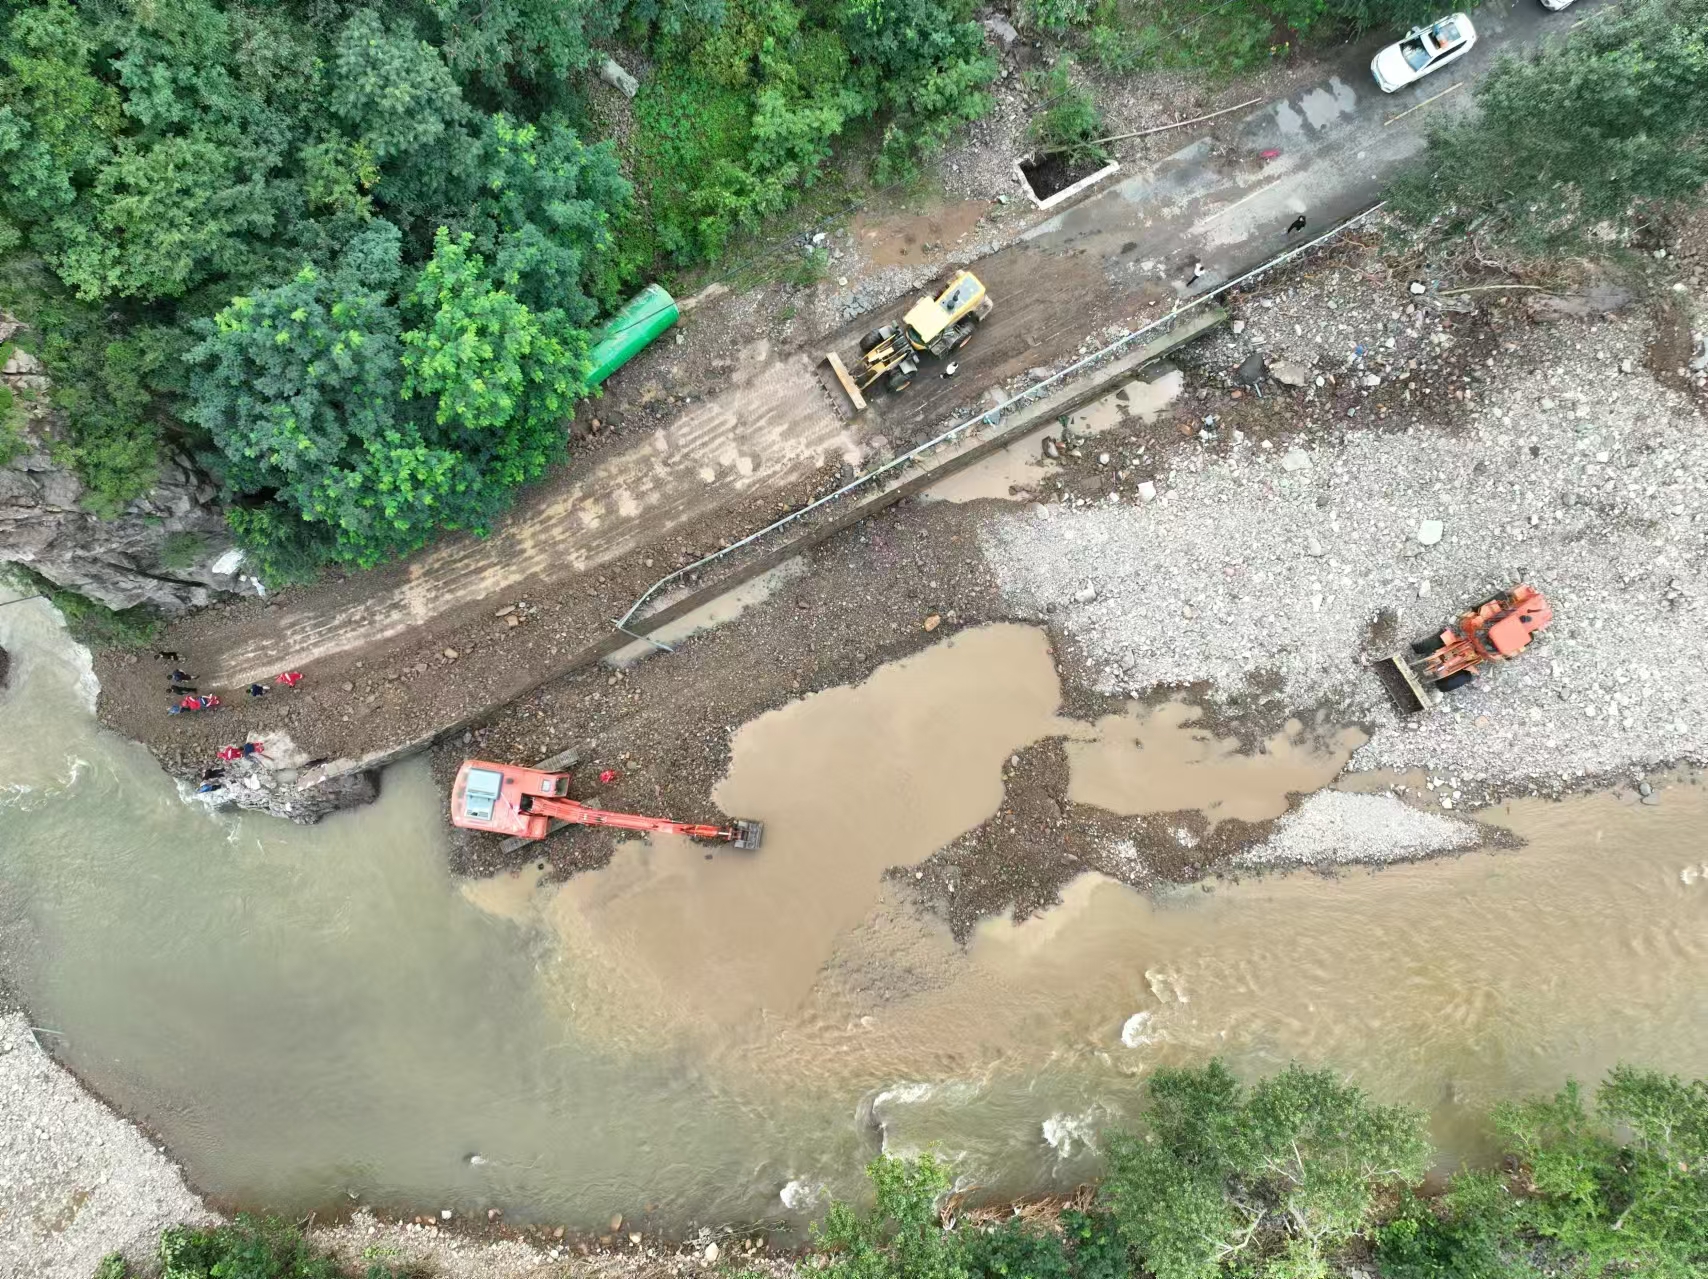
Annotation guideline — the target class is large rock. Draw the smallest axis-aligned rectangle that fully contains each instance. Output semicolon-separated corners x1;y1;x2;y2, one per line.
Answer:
0;320;254;614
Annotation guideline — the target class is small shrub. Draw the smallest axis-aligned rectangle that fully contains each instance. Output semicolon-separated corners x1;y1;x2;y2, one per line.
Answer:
93;1255;130;1279
965;1218;1073;1279
1027;61;1108;168
157;531;206;573
1025;0;1097;31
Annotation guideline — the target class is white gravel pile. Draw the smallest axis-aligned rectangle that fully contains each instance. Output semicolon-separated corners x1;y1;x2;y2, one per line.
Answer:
979;309;1708;793
0;1013;212;1279
1238;790;1480;867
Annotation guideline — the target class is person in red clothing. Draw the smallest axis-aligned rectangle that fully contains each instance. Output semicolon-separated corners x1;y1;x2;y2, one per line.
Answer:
275;671;303;688
198;694;220;710
240;741;265;759
216;745;243;762
179;696;201;712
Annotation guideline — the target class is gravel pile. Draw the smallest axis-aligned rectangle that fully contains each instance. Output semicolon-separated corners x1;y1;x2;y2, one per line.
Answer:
0;1013;212;1279
979;294;1708;796
1237;790;1480;867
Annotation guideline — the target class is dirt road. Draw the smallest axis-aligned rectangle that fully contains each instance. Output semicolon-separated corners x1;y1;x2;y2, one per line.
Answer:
97;0;1610;769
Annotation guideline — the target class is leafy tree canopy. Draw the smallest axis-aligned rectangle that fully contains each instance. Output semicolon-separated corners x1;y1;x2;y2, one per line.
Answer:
1388;0;1708;250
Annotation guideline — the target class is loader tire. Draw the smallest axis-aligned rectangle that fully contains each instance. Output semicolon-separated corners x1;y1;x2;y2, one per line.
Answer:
860;329;886;354
888;368;914;393
1410;634;1445;656
1434;670;1475;693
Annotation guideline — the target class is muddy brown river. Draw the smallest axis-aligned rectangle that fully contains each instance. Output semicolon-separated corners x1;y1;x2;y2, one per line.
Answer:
2;599;1705;1230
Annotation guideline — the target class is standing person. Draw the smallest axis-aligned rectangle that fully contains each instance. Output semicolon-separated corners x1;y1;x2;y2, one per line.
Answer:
168;684;197;694
275;671;303;689
168;668;193;683
1189;261;1205;286
216;745;243;762
247;683;268;698
1286;213;1308;235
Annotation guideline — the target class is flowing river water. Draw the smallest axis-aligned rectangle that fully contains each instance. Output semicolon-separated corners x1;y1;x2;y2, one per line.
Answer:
1;597;1706;1232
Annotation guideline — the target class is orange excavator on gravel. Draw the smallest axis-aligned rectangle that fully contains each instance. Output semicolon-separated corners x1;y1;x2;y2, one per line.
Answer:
1378;584;1553;713
450;760;764;849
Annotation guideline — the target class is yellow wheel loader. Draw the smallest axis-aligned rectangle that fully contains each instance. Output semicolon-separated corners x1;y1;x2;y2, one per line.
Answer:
824;271;993;411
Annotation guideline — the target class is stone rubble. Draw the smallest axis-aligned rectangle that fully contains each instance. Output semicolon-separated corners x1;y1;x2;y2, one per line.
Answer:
0;1012;213;1279
1237;790;1480;867
979;291;1708;795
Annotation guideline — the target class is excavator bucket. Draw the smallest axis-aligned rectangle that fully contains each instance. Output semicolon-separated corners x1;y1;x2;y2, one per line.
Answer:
1374;654;1432;715
729;819;765;851
822;352;867;412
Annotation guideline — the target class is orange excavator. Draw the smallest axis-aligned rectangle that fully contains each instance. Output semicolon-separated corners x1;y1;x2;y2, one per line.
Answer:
450;760;764;849
1378;584;1553;713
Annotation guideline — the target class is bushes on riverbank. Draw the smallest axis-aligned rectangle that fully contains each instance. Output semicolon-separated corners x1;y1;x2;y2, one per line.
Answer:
813;1060;1708;1279
97;1214;412;1279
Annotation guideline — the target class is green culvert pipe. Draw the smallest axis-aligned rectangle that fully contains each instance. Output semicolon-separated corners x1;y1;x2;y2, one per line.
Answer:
586;284;678;388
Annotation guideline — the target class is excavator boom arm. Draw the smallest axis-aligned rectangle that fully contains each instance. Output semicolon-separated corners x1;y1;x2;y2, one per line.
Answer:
529;795;735;841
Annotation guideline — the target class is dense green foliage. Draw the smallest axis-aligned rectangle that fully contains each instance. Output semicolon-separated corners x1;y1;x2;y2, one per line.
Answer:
1388;0;1708;252
0;0;1000;585
624;0;994;267
812;1062;1708;1279
97;1213;411;1279
1103;1061;1432;1279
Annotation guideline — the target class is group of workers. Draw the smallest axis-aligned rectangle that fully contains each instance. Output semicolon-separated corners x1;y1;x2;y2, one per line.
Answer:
158;652;309;790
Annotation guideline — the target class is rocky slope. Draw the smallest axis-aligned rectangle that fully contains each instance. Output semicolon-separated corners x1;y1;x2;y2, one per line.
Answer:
0;315;255;615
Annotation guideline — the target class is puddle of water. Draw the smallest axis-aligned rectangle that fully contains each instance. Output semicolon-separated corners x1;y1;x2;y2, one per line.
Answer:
546;623;1065;1026
1067;701;1366;823
605;558;810;668
4;593;1706;1234
922;371;1183;504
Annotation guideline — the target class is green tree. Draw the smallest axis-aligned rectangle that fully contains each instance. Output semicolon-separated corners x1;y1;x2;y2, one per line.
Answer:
462;112;632;315
401;226;583;490
816;1153;970;1279
841;0;996;181
0;0;120;238
422;0;617;90
1495;1068;1708;1276
189;221;502;570
1104;1061;1432;1279
54;134;276;299
1388;0;1708;250
329;9;464;165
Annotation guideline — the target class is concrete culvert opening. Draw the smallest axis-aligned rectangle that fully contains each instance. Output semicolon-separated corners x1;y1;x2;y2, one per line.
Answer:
1016;151;1119;210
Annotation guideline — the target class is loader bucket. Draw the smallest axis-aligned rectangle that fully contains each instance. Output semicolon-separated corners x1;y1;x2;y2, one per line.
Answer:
729;819;765;851
1374;653;1432;715
823;352;867;412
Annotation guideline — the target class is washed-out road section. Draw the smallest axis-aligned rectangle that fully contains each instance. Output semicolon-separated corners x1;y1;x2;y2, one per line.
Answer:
96;0;1606;786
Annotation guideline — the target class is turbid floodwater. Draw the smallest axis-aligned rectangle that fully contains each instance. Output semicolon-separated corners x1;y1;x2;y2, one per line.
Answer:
2;597;1706;1231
